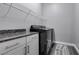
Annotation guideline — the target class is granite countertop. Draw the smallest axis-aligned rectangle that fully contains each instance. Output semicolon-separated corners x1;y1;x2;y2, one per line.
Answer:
0;29;38;43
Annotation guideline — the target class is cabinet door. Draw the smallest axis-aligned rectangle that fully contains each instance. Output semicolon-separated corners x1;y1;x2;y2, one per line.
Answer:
26;34;39;55
12;46;25;55
0;37;26;54
27;40;39;55
1;45;25;55
0;4;10;17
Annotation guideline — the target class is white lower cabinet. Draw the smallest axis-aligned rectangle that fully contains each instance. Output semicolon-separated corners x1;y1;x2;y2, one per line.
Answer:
26;33;39;55
12;46;25;55
0;33;39;55
0;37;26;55
2;45;25;55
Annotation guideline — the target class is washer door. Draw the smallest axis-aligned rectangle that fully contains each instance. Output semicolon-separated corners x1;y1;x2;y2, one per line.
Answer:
47;40;51;53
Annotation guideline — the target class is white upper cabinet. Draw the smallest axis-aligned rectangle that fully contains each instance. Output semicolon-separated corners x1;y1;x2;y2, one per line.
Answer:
0;4;10;17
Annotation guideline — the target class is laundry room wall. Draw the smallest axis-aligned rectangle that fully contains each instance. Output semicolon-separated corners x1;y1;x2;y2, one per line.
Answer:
42;3;75;43
0;3;43;30
18;3;44;31
0;3;27;30
74;4;79;48
19;3;42;15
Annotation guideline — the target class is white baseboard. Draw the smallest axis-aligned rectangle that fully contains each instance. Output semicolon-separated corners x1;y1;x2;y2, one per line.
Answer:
54;41;79;54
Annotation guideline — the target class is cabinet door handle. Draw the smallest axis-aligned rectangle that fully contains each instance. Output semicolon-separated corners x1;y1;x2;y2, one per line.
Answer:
25;47;27;55
27;46;29;53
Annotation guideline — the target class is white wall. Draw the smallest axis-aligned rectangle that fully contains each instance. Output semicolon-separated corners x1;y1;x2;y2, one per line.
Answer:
18;3;43;31
0;3;78;45
0;3;42;30
0;3;27;30
19;3;42;15
42;3;75;43
74;4;79;48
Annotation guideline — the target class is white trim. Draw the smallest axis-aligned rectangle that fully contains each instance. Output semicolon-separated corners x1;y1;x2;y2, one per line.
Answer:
54;41;79;54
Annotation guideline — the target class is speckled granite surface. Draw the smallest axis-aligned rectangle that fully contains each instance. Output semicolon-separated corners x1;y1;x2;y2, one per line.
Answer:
0;29;37;42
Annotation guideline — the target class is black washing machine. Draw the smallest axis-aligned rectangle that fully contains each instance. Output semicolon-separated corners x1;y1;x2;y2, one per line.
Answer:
30;25;55;55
